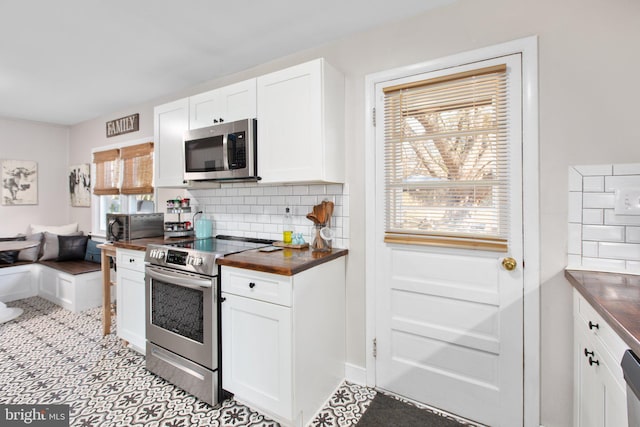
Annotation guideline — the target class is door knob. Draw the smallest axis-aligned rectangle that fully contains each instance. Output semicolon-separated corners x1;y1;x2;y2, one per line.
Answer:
502;257;517;271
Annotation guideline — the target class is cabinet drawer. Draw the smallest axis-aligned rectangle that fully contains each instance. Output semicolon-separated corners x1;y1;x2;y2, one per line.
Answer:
117;249;146;273
574;290;627;369
222;267;292;306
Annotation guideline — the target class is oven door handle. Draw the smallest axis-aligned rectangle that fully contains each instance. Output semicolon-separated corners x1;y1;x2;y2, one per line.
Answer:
146;267;213;289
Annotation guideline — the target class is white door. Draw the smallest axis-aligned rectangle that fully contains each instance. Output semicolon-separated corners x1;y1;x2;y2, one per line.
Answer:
374;54;523;426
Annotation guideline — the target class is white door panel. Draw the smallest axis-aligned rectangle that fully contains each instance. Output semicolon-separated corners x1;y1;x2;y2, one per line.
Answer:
374;54;523;427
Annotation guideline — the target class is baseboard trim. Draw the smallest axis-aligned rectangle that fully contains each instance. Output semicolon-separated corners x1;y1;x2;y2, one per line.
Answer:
345;362;367;385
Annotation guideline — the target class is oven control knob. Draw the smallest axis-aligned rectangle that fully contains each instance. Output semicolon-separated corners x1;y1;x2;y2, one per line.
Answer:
149;249;157;258
194;257;203;266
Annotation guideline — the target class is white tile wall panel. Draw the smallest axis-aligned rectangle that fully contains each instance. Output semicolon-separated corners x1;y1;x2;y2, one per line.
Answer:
583;193;615;209
599;242;640;261
604;175;640;192
582;225;624;242
582;242;598;258
626;227;640;243
567;254;582;267
582;209;603;225
626;261;640;274
604;210;640;226
582;176;605;192
614;163;640;176
568;192;582;222
569;167;583;191
568;223;582;255
574;164;612;176
582;257;626;271
568;164;640;274
188;182;349;248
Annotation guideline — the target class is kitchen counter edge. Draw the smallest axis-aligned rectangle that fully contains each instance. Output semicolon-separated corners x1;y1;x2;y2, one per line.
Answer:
217;247;348;276
565;269;640;357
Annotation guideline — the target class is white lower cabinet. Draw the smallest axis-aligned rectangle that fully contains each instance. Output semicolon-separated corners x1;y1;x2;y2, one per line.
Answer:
116;249;146;354
221;258;345;427
573;290;627;427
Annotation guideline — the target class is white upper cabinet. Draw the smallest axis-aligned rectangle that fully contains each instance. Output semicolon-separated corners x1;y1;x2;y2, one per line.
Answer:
154;98;189;188
189;79;257;130
257;58;345;184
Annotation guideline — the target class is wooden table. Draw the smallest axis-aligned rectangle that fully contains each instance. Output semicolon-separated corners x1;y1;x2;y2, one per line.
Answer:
97;243;117;335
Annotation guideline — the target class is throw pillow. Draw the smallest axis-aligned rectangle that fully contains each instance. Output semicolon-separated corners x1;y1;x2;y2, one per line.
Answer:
84;239;102;264
40;231;84;261
17;232;43;262
30;223;78;235
57;235;89;261
0;235;26;264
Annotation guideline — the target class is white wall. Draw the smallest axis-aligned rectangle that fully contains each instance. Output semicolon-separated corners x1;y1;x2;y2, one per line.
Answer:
63;0;640;425
0;117;70;236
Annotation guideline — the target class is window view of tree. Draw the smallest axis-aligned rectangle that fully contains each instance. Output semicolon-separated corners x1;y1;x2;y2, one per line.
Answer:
384;66;508;241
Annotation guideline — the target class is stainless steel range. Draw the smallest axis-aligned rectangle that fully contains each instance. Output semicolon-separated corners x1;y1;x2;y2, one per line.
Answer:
144;235;271;406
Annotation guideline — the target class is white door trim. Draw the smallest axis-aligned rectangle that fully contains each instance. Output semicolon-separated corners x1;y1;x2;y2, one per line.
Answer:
364;36;539;427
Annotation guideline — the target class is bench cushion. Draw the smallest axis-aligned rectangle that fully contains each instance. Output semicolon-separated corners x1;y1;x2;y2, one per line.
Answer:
39;260;102;275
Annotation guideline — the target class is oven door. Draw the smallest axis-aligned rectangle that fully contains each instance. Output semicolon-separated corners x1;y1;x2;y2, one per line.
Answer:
145;265;216;370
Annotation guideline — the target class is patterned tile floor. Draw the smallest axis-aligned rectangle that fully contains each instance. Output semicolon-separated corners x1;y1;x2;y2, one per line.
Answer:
0;297;476;427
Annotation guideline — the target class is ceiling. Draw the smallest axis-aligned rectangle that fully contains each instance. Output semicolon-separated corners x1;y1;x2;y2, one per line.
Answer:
0;0;453;126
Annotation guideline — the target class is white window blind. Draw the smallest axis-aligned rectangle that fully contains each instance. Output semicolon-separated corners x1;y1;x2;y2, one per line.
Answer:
383;64;509;251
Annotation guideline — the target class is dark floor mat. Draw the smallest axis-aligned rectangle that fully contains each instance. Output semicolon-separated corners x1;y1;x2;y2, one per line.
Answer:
356;392;465;426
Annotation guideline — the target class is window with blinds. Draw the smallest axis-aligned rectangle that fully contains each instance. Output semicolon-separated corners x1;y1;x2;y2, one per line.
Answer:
92;142;154;195
92;148;120;195
383;64;509;251
120;142;154;194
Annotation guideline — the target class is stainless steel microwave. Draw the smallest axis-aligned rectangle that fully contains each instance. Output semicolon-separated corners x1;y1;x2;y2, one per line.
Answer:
183;118;258;181
106;213;164;242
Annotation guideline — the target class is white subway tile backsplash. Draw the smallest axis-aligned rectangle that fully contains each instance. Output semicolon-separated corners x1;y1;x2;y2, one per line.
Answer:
582;225;624;242
583;193;615;209
568;164;640;274
627;227;640;243
582;257;626;271
605;175;640;192
574;164;612;176
614;163;640;176
599;242;640;261
567;254;582;267
309;184;326;195
626;261;640;274
604;210;640;226
568;223;582;254
583;176;605;193
582;209;603;225
568;192;582;223
582;241;598;257
569;167;583;191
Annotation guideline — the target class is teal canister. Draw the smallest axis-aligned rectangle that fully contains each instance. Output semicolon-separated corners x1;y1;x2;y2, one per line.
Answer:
195;219;213;238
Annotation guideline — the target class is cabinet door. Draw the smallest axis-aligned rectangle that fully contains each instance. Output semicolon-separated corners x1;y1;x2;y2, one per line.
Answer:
116;268;146;353
222;292;292;420
217;79;256;123
257;60;323;183
154;98;189;187
189;79;256;130
575;326;604;427
189;89;222;130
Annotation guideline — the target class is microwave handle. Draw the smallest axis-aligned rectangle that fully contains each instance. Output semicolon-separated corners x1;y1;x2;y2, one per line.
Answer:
222;133;230;171
107;218;118;241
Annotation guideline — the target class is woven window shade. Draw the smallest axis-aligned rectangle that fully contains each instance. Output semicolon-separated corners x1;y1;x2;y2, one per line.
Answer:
92;149;120;195
120;142;154;195
383;64;509;251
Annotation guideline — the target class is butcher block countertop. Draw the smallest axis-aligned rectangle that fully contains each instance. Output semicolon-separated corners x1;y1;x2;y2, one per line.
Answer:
565;269;640;356
217;247;348;276
106;236;183;251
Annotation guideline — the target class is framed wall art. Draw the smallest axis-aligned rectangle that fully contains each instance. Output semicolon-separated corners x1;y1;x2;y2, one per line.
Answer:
1;160;38;206
69;163;91;207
